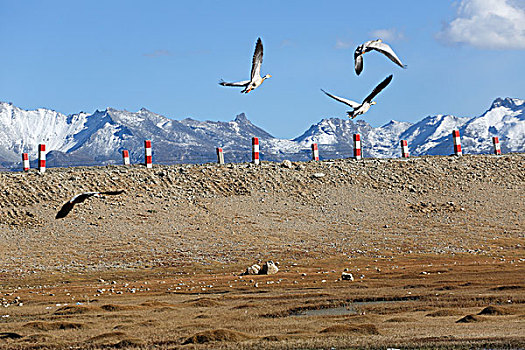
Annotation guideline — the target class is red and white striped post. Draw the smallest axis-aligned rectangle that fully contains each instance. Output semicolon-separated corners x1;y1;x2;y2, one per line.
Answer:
216;147;224;164
38;144;46;173
400;140;409;158
353;134;362;160
492;137;501;155
311;143;319;161
144;140;152;168
122;150;130;165
252;137;260;165
22;153;29;172
452;130;462;156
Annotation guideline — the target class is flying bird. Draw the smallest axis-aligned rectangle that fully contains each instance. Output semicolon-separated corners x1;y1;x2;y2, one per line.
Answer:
354;39;406;75
321;75;393;119
55;190;125;219
219;37;271;93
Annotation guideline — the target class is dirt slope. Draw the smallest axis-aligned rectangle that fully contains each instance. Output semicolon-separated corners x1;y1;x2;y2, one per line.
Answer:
0;154;523;275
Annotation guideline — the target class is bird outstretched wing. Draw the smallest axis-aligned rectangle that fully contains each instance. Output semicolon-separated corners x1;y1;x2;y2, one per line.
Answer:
55;201;76;219
251;38;263;80
99;190;125;196
321;89;361;108
363;75;393;104
368;41;407;69
354;53;364;76
70;192;100;204
55;190;124;219
219;79;250;87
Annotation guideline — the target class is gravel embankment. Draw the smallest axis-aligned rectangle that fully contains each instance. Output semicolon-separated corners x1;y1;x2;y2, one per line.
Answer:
0;154;523;276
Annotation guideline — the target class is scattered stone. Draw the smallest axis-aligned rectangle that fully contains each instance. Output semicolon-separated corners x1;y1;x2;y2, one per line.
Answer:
312;172;325;178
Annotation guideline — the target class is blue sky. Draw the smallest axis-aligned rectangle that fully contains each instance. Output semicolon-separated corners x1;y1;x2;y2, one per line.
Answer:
1;0;524;138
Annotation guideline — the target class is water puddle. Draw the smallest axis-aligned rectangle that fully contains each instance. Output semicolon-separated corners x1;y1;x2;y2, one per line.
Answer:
298;305;357;316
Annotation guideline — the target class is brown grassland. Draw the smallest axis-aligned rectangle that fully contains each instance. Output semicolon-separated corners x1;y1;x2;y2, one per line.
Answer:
0;154;524;349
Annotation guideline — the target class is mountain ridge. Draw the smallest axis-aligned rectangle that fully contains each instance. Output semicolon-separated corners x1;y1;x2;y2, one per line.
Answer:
0;97;523;168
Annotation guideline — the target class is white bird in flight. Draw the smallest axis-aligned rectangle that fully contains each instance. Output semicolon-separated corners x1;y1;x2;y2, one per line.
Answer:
321;75;393;119
55;190;125;219
354;39;406;75
219;37;271;93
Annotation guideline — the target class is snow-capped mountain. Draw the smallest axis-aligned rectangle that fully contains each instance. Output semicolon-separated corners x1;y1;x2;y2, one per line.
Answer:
0;103;275;168
293;118;413;159
0;97;523;169
295;97;524;158
460;98;525;154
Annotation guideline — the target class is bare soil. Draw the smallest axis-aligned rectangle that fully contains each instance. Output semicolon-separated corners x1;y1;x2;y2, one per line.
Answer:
0;154;524;349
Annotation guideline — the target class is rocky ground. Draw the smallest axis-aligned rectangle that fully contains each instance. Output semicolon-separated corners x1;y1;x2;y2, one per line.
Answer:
0;154;523;349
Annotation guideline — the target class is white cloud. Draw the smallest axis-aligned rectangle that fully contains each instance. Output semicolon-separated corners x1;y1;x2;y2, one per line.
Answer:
334;39;352;49
437;0;525;49
280;39;295;48
369;28;405;42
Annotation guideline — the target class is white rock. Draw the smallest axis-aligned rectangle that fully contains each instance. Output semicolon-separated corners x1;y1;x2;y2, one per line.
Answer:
281;160;293;168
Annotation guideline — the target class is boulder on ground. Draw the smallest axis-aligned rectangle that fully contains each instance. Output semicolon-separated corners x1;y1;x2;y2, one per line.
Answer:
243;264;261;275
259;261;279;275
342;272;354;281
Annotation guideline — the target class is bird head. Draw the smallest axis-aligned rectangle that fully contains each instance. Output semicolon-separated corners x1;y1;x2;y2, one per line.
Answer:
371;101;377;105
264;74;272;80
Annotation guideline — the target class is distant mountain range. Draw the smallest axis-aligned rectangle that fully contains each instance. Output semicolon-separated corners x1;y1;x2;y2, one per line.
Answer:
0;97;523;169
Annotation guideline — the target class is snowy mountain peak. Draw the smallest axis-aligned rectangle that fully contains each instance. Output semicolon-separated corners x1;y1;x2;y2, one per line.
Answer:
234;113;249;123
380;120;413;133
490;97;525;110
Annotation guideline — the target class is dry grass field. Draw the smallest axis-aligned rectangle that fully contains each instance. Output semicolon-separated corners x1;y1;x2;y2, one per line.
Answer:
0;154;524;349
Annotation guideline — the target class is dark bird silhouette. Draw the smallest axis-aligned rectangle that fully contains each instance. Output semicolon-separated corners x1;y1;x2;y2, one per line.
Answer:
55;190;125;219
